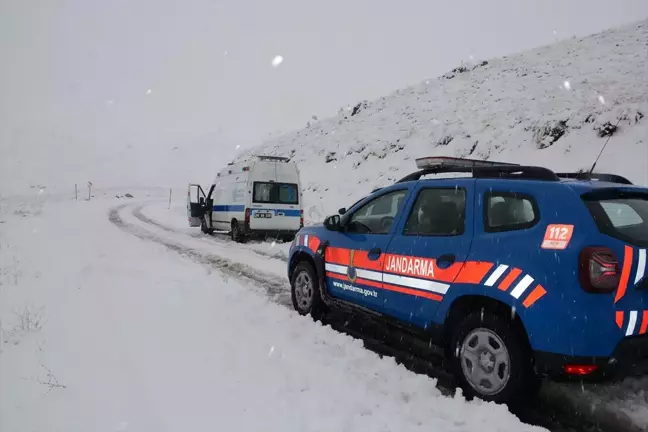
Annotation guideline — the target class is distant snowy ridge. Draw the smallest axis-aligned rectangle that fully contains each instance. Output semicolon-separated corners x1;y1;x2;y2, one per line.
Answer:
237;19;648;221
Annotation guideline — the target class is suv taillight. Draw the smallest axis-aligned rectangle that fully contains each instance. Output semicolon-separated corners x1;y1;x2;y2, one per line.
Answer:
244;208;250;228
300;209;304;228
579;247;620;293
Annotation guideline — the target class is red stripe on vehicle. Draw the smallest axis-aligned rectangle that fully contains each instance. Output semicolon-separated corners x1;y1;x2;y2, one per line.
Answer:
308;236;320;253
614;246;633;304
640;311;648;335
454;261;494;284
522;284;547;308
498;268;522;291
382;283;443;302
325;247;351;265
615;311;624;329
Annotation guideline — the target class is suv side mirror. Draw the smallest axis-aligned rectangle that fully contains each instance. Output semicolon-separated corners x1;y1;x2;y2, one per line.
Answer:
324;215;341;231
338;207;346;215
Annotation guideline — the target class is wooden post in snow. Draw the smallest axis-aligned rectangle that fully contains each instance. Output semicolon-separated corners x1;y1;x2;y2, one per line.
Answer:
75;184;78;201
168;188;172;209
87;181;92;201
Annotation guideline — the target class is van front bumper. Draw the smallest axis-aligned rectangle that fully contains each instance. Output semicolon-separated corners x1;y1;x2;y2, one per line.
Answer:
534;333;648;381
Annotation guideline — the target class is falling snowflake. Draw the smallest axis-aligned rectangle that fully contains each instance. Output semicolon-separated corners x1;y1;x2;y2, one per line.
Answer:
106;100;114;105
236;145;240;150
598;95;606;104
270;241;276;248
563;81;571;90
272;55;284;67
146;89;152;95
223;51;228;56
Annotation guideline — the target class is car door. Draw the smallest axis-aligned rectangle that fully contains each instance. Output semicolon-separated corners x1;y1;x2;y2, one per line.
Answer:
324;187;411;312
381;179;475;327
187;184;206;227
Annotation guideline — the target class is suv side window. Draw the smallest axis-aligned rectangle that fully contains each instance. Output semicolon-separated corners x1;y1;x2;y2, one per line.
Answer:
485;191;539;232
404;188;466;236
346;190;408;234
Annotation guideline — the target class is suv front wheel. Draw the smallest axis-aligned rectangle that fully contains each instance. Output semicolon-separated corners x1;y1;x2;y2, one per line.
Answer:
290;261;326;319
449;311;539;407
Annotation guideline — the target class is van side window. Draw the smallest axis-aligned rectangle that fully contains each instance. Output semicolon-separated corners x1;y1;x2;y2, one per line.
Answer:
485;192;538;232
346;190;408;234
404;188;466;236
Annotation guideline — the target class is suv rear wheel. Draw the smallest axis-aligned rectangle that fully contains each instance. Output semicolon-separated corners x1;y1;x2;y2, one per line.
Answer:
449;311;539;407
290;261;326;319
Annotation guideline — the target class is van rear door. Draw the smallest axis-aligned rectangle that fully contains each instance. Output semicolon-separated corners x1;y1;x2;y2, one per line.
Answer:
249;181;301;231
187;183;206;227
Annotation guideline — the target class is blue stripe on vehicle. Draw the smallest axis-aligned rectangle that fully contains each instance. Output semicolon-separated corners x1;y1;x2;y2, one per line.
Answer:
213;205;245;212
251;209;301;217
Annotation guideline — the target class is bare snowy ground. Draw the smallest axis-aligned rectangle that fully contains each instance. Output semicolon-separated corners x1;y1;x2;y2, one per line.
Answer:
0;193;547;432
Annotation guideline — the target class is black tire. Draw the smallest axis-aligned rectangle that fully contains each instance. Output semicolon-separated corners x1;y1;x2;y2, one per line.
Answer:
449;310;539;408
231;220;243;243
290;261;326;319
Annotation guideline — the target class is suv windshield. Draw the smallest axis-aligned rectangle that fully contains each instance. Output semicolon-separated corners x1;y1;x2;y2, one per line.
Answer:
583;191;648;247
253;182;299;205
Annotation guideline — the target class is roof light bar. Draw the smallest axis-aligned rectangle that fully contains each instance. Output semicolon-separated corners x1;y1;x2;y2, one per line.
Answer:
415;156;519;170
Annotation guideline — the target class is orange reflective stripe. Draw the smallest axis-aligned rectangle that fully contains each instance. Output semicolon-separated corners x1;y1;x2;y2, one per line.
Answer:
454;261;494;284
522;284;547;308
382;283;443;302
308;236;321;253
353;250;384;272
498;268;522;291
615;311;624;329
614;246;633;304
325;247;351;265
640;311;648;335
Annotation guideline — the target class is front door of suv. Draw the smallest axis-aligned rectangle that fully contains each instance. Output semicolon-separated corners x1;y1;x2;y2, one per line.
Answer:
324;187;411;313
382;179;475;327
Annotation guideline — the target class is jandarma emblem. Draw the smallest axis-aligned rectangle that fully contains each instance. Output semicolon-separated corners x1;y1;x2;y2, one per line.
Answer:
347;250;358;283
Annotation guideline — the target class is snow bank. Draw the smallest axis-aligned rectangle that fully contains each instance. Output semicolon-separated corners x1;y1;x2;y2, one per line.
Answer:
0;196;545;432
237;20;648;224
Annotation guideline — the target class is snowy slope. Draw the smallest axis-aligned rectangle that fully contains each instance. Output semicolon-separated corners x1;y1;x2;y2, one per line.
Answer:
236;19;648;222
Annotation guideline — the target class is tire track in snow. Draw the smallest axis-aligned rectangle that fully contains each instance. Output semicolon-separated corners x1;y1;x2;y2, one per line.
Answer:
109;202;640;432
131;205;289;263
108;203;291;307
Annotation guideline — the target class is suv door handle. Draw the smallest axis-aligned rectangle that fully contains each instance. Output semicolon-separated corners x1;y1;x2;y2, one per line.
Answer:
368;247;382;260
437;253;456;269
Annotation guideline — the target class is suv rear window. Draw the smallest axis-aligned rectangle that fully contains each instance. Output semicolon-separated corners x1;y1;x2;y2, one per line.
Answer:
253;182;299;205
583;191;648;247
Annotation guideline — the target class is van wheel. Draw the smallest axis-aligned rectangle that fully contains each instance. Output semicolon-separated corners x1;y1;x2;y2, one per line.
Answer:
290;261;326;319
449;311;539;408
231;220;243;243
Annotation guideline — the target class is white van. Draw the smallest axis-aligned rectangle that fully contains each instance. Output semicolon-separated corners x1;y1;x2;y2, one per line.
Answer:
187;155;303;242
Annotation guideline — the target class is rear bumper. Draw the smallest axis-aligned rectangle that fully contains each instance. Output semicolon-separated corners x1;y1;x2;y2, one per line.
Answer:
243;228;299;238
535;334;648;381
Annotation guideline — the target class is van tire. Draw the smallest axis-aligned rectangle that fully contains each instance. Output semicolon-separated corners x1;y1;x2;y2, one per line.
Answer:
449;311;539;408
290;261;326;319
231;220;243;243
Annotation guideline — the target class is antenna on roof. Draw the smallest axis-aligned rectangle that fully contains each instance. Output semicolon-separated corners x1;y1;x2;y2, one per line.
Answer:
588;116;622;176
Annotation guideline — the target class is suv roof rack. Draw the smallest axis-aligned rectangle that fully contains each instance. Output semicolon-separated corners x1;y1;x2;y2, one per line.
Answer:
555;172;633;185
397;157;560;183
254;155;291;162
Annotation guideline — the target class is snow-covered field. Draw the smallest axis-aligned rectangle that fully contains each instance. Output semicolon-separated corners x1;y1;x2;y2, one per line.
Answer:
1;192;548;432
2;17;648;432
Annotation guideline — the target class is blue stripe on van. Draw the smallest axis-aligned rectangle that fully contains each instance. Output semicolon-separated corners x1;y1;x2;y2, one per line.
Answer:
213;205;245;212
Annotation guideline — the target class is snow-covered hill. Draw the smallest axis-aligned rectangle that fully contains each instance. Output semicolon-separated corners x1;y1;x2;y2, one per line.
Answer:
237;19;648;222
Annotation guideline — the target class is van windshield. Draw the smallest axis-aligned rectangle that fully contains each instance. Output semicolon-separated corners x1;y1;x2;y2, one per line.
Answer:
582;190;648;247
253;182;299;205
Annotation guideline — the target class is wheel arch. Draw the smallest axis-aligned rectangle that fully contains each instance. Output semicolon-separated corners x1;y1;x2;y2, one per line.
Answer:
443;295;532;354
289;250;317;281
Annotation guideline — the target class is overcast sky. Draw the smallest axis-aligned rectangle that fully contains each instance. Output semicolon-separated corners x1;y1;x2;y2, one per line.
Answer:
1;0;646;152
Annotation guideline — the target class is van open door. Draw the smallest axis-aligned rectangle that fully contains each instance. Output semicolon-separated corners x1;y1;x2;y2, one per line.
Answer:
187;184;206;227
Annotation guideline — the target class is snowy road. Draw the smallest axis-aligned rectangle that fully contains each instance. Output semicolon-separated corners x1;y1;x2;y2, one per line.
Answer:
108;199;647;432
